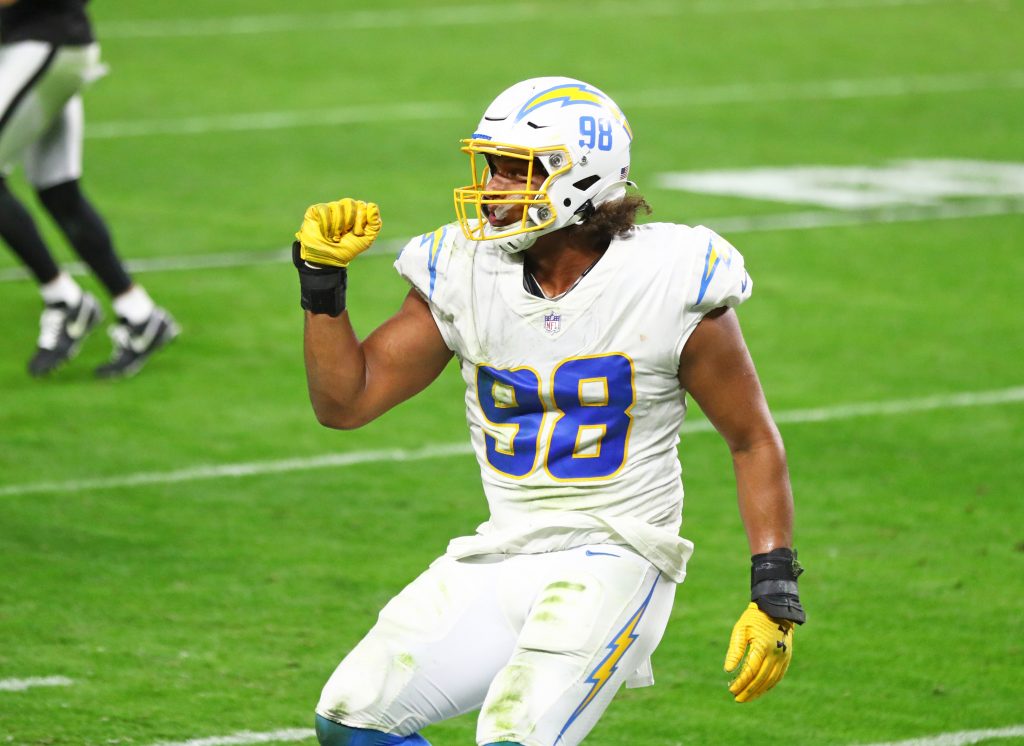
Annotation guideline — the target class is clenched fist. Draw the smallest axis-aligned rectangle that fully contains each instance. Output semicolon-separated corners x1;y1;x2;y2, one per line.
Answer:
296;198;382;267
724;602;795;703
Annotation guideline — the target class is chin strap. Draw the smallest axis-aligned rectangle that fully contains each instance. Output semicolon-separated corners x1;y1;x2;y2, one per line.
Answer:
487;230;538;255
482;179;635;255
486;209;583;255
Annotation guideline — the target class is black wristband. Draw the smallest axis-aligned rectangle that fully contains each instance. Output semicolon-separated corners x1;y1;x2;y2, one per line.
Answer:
292;242;347;317
750;547;806;624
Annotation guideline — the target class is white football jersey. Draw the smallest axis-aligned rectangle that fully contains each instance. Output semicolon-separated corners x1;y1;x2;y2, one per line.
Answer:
394;221;751;582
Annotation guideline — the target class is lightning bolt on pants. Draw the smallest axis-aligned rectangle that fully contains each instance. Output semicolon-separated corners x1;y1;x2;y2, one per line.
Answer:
316;545;677;746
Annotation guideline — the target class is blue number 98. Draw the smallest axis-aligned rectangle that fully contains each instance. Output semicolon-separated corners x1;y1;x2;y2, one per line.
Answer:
579;116;613;151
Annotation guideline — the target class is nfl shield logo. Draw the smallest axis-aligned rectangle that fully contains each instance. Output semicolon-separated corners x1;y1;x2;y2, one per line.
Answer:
543;311;561;335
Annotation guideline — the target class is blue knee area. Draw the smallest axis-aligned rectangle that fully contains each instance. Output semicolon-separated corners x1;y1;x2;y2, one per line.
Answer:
315;714;431;746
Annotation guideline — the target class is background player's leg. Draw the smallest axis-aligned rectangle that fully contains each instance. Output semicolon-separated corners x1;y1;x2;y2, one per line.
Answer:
0;175;100;376
0;42;100;374
37;178;132;297
27;85;178;377
0;176;60;284
2;45;106;374
29;94;132;297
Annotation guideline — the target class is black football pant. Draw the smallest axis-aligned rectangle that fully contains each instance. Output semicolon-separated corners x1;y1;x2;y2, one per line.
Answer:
0;175;131;296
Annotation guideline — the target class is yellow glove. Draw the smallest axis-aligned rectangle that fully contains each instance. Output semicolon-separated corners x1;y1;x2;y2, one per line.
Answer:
295;198;382;267
724;602;794;703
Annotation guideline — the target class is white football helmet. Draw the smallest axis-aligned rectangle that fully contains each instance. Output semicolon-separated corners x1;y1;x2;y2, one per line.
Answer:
453;76;634;253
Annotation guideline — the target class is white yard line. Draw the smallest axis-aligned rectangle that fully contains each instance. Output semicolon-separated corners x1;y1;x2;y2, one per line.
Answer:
1;387;1021;499
2;198;1021;285
150;730;313;746
770;387;1024;424
0;443;475;498
85;101;466;139
128;722;1024;746
859;724;1024;746
624;69;1024;109
97;0;987;39
0;247;293;283
0;676;73;692
0;246;294;282
83;70;1024;140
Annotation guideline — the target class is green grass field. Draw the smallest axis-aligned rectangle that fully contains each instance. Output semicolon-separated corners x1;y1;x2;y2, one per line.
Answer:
2;1;1023;744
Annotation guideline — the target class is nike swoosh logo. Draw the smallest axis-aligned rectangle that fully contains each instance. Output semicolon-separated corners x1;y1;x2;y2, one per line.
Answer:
129;316;162;352
67;300;94;338
585;550;620;557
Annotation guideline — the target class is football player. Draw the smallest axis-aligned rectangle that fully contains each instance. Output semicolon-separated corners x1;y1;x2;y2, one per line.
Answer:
294;77;805;746
0;0;178;377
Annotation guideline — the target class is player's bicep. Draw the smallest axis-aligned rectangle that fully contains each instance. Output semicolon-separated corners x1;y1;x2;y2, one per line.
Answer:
678;308;777;452
359;289;454;417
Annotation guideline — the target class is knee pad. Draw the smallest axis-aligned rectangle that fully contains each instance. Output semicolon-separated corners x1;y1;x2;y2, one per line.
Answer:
314;714;430;746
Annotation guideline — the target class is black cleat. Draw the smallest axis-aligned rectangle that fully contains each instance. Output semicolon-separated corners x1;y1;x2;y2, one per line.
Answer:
95;307;180;379
28;293;103;377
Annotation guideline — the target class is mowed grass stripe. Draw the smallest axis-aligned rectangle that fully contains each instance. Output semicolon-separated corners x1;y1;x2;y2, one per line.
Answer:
82;71;1024;140
1;387;1020;498
96;0;982;39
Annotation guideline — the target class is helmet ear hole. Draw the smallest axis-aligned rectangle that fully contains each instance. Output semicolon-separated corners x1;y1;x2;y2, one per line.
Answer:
577;200;596;220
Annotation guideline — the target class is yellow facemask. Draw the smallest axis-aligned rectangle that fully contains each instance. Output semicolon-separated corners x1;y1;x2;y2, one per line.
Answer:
453;139;574;242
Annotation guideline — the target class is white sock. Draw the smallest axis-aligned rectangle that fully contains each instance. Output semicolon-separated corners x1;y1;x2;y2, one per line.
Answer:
40;272;84;307
113;285;156;325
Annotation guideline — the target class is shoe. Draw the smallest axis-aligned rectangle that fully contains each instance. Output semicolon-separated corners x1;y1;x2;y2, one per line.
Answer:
95;307;180;379
28;293;103;376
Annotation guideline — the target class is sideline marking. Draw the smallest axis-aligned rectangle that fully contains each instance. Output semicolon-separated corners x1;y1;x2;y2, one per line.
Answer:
2;198;1021;285
1;387;1021;498
150;730;313;746
81;70;1024;140
859;724;1024;745
0;676;74;692
98;0;988;39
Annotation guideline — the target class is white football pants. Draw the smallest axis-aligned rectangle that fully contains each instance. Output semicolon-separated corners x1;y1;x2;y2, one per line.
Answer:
316;544;677;746
0;41;106;188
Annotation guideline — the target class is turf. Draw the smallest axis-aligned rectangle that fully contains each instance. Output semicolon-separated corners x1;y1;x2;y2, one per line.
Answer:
1;1;1022;744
